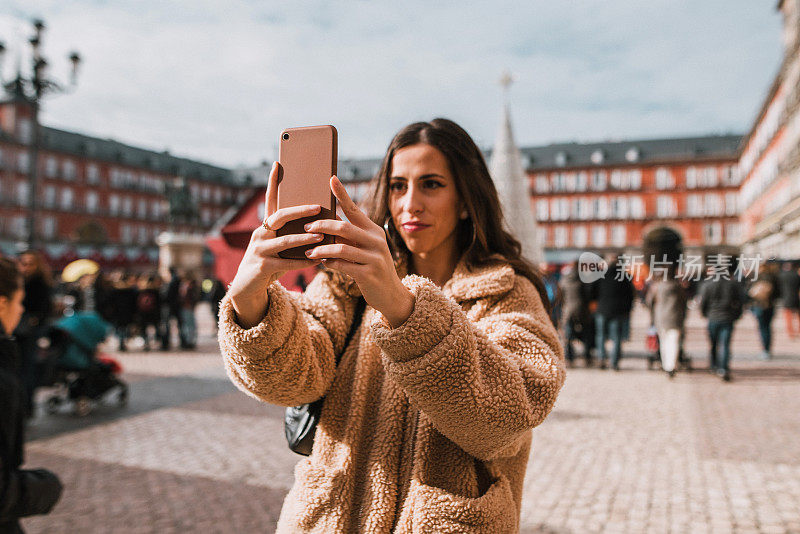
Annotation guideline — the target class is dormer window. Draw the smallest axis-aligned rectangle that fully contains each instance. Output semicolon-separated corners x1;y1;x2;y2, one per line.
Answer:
625;147;640;162
591;150;604;164
555;151;568;167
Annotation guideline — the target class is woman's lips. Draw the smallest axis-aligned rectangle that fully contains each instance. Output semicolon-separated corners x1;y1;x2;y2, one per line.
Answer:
402;223;430;232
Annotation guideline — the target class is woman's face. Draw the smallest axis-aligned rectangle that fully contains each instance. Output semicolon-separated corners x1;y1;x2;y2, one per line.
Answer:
388;143;463;260
0;288;25;335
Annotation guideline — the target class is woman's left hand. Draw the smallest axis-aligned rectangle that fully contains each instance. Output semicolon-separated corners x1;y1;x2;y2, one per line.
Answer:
303;176;415;328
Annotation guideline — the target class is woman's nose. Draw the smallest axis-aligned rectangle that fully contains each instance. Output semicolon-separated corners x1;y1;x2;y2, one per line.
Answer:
401;186;424;214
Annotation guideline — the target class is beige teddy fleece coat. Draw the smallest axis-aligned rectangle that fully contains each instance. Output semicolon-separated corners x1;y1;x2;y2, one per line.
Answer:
218;255;565;533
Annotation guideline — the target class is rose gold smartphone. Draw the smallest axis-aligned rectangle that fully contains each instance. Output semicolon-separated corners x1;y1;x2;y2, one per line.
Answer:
276;125;337;259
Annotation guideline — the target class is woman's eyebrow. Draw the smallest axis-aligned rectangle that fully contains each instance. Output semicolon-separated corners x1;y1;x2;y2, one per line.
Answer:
389;174;446;181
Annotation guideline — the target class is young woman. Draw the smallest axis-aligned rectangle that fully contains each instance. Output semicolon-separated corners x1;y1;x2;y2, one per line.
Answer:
0;258;63;532
219;119;565;533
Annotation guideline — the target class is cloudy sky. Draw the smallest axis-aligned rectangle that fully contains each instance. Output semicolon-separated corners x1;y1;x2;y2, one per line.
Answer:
0;1;784;168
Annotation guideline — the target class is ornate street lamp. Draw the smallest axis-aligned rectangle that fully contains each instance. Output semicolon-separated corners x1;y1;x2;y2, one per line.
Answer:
0;18;82;248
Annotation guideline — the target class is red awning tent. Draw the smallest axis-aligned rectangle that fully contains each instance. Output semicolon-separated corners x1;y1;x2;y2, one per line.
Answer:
208;187;319;291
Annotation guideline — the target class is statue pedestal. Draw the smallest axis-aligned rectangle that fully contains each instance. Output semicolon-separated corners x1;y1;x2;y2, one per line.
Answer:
156;232;207;278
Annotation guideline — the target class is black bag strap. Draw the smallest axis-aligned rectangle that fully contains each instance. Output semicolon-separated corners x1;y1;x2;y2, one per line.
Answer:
337;297;366;365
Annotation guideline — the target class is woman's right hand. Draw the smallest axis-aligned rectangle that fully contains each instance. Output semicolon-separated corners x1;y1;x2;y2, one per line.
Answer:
227;162;324;328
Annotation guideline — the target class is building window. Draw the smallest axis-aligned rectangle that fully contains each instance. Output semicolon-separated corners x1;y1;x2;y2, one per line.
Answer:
555;151;568;167
611;196;628;219
611;225;626;247
704;193;722;216
120;224;132;244
591;150;604;164
63;160;77;181
578;198;591;220
685;166;698;188
138;226;148;244
12;216;26;239
122;197;133;217
573;226;588;248
593;197;609;219
655;167;674;190
45;157;58;178
41;217;57;239
630;196;645;219
60;188;74;210
137;199;147;219
592;226;607;247
17;153;29;173
87;164;101;185
18;119;32;144
625;147;640;162
535;174;549;194
686;194;702;217
591;171;607;191
702;166;718;187
86;191;99;213
725;223;740;244
554;226;568;248
704;222;722;245
16;182;29;206
656;195;677;218
576;172;588;191
44;186;56;208
109;195;120;216
536;199;549;221
629;170;642;190
151;202;162;219
725;192;738;216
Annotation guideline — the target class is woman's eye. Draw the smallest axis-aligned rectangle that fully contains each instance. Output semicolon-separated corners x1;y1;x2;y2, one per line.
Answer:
424;180;443;189
389;182;405;192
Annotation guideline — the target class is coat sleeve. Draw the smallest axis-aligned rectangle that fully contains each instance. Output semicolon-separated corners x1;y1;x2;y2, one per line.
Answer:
217;270;360;407
369;274;566;461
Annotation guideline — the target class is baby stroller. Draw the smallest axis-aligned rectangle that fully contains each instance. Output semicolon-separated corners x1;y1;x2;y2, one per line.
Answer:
37;312;129;417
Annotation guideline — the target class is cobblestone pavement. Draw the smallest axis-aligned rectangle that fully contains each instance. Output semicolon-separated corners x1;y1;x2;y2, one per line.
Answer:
18;303;800;533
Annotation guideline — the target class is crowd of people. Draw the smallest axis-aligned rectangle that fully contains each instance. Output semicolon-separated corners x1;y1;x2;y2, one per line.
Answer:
543;254;800;382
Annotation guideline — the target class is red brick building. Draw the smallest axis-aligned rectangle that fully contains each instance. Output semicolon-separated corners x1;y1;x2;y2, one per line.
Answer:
522;136;742;263
0;96;250;269
739;0;800;258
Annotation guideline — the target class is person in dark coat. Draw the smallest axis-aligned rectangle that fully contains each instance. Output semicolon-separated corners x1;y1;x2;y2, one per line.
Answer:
559;261;594;366
748;263;779;360
777;262;800;339
108;272;138;352
0;258;63;533
136;273;163;351
591;254;635;370
14;251;54;418
161;268;182;350
698;265;745;382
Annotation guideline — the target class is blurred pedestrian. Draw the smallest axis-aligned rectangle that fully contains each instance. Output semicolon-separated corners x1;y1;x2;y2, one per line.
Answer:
178;272;200;349
777;261;800;338
14;251;54;418
0;258;63;532
591;254;634;370
559;261;594;367
136;273;162;351
161;268;182;350
108;271;138;352
698;265;745;382
645;264;687;378
203;274;226;325
748;263;778;360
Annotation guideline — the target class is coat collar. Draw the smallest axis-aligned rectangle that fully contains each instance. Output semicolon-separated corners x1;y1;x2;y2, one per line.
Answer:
395;253;516;301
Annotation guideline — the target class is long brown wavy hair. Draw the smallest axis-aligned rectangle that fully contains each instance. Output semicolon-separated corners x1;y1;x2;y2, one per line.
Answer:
361;118;551;316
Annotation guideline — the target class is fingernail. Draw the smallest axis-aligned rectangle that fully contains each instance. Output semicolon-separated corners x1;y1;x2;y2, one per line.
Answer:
304;223;312;231
305;249;313;257
313;233;323;240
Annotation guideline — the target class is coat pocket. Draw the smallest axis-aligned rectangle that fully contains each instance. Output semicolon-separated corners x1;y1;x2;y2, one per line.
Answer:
408;473;518;533
284;459;345;531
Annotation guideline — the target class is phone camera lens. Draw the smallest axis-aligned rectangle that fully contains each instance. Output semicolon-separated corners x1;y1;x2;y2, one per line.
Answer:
282;133;290;140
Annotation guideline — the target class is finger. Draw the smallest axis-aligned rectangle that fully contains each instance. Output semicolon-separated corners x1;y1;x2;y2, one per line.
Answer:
266;162;280;217
266;204;322;231
257;232;324;255
305;243;372;264
303;219;372;247
271;258;322;272
319;258;363;278
330;176;371;227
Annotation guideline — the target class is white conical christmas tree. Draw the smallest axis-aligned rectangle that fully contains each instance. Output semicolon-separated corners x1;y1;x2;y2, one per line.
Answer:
489;79;543;264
